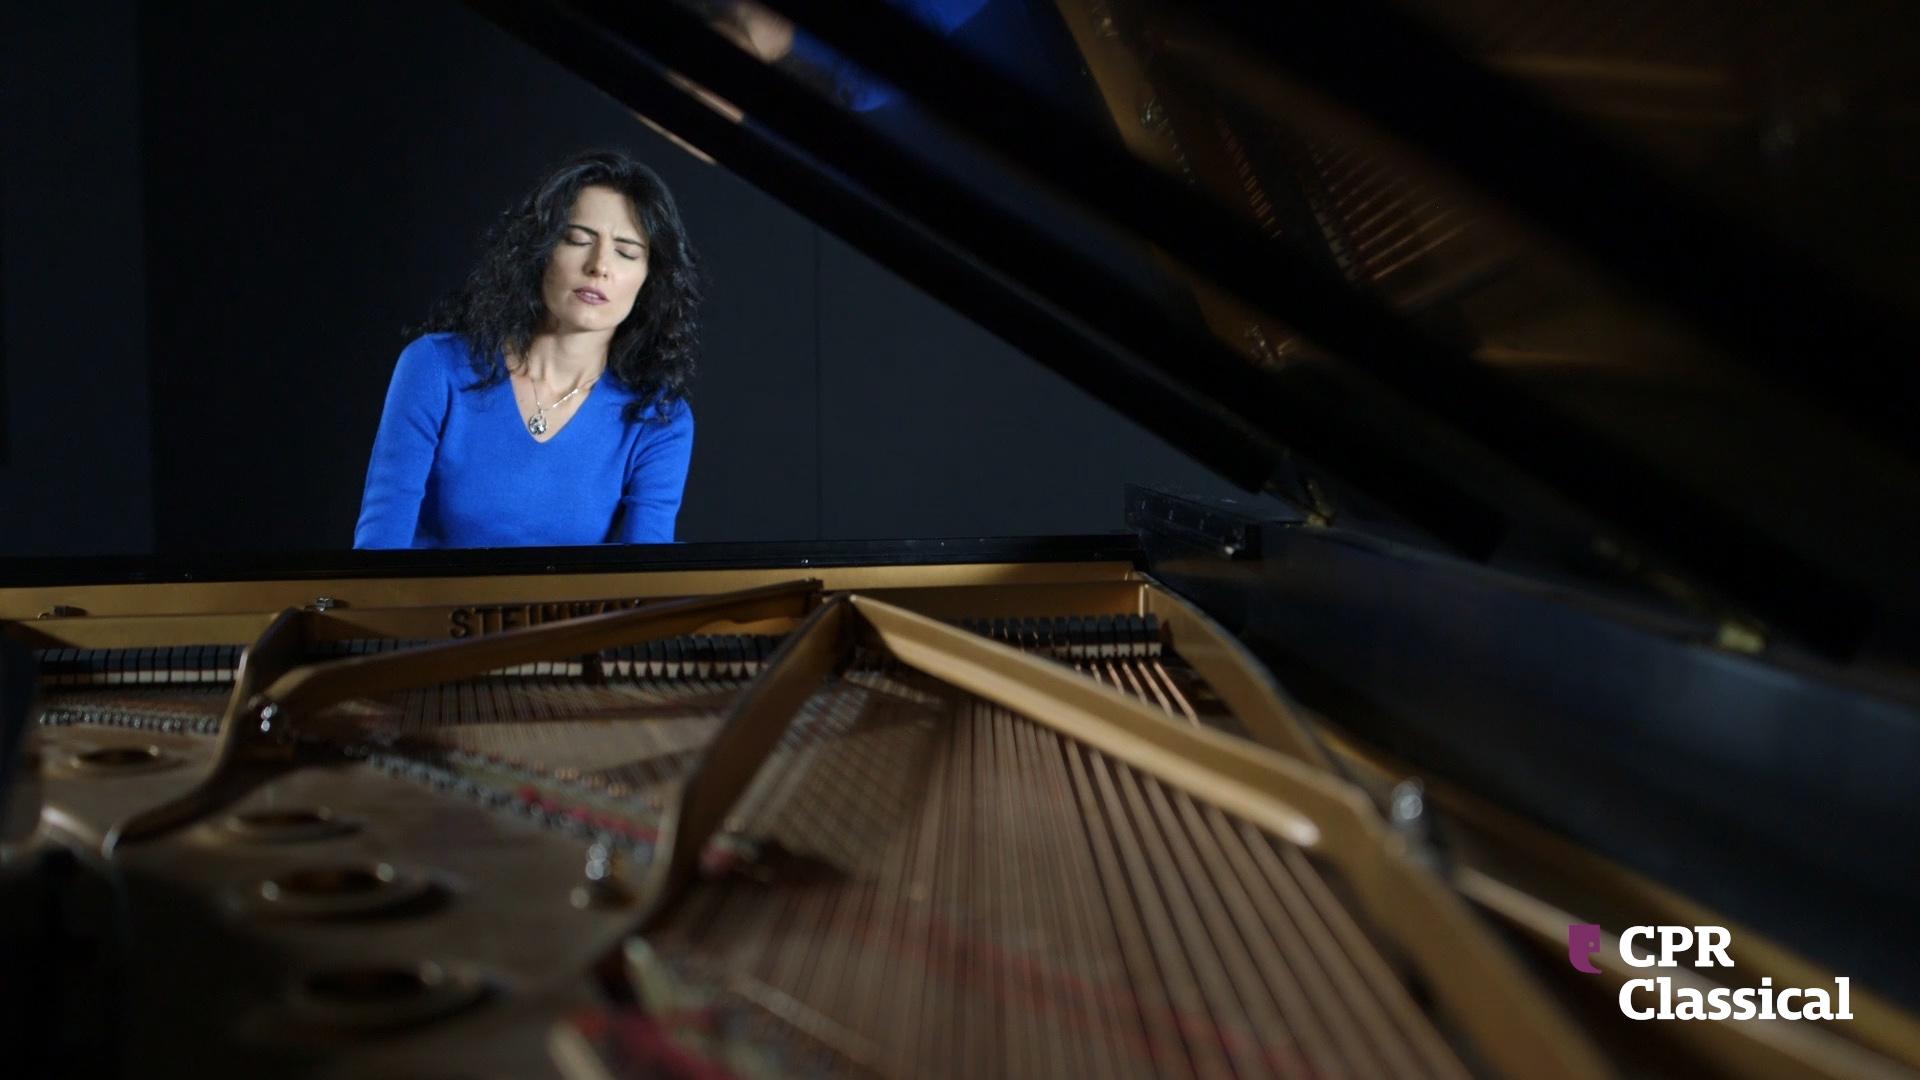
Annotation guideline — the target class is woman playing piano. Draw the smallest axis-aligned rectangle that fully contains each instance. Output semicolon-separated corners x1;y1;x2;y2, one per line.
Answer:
353;150;699;548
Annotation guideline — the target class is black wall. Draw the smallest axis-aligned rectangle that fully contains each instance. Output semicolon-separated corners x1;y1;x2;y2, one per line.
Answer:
2;3;154;556
4;0;1235;557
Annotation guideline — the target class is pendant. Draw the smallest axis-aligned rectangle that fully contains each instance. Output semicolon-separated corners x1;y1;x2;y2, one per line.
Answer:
528;411;547;436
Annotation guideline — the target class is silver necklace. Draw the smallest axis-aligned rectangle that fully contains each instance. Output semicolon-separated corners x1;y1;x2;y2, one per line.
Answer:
525;373;600;436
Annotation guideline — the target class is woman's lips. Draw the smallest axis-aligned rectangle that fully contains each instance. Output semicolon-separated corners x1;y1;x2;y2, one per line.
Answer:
573;288;608;305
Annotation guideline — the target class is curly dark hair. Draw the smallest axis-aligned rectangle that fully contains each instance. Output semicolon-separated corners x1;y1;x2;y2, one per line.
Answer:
422;149;700;423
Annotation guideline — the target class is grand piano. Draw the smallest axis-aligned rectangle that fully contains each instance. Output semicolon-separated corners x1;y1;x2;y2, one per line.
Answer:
3;1;1918;1076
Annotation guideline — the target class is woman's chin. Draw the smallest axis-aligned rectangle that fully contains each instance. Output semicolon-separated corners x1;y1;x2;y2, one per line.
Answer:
550;312;623;336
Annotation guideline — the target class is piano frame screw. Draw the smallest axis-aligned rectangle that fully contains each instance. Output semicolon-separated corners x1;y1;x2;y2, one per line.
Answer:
1389;778;1426;828
311;596;339;612
573;840;636;909
1139;95;1168;135
1244;324;1281;367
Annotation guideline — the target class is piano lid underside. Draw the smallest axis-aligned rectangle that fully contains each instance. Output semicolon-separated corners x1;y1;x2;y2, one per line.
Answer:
1051;0;1920;645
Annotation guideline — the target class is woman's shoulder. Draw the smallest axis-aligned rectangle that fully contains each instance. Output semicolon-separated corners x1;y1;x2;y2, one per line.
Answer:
601;380;693;425
398;332;480;371
389;332;490;392
644;395;693;422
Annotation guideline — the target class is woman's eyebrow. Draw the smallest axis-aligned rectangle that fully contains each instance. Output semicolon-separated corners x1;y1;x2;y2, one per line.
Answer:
567;223;648;247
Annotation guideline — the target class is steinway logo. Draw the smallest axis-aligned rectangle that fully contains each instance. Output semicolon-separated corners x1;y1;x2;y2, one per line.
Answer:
447;598;650;637
1568;923;1853;1021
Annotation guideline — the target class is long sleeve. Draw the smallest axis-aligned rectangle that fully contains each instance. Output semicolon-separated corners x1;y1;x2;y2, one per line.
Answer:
353;339;453;549
612;403;695;543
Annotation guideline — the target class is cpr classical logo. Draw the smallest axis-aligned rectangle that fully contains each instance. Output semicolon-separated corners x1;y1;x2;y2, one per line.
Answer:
1568;923;1854;1021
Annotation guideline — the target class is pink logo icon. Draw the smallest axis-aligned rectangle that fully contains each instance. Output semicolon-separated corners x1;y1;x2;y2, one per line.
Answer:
1568;924;1604;973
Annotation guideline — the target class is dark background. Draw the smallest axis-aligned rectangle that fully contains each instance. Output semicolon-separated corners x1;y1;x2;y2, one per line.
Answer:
0;0;1233;558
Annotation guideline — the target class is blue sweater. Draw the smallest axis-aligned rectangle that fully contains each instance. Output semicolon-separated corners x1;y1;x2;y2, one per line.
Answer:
353;333;694;548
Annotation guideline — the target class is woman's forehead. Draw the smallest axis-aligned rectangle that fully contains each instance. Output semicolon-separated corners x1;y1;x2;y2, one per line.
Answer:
571;185;645;237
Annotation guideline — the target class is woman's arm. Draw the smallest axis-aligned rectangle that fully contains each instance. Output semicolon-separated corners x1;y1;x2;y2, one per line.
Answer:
353;339;452;549
612;403;696;544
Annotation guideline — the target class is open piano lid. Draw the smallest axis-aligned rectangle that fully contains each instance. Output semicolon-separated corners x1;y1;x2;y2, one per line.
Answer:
470;0;1920;665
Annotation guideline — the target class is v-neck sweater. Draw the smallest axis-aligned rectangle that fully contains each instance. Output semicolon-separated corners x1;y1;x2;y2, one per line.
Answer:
353;333;694;548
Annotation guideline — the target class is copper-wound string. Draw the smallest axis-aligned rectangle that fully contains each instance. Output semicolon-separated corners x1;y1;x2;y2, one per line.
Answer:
1063;739;1194;1077
626;651;1473;1078
1142;772;1301;1074
1086;747;1219;1076
1253;826;1416;1072
1112;758;1259;1075
990;704;1056;1075
1234;817;1395;1074
1148;661;1205;727
1005;708;1095;1076
1282;845;1472;1079
1185;795;1346;1072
